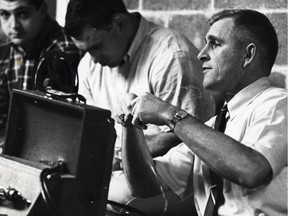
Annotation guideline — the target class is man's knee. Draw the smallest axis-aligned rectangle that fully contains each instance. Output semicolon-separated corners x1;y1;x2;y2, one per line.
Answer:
107;170;168;215
108;170;133;204
107;171;196;216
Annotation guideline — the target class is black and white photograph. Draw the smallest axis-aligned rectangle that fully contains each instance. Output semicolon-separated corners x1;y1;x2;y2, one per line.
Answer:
0;0;287;215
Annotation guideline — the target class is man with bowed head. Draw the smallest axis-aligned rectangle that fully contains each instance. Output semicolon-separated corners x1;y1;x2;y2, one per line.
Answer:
64;0;216;167
113;9;287;216
0;0;82;152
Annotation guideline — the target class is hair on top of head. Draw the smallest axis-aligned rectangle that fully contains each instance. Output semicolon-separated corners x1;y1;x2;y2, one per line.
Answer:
3;0;46;9
65;0;129;38
208;9;278;71
30;0;45;8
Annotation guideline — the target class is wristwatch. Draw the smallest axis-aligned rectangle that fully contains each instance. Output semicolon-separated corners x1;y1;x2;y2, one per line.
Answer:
169;110;189;131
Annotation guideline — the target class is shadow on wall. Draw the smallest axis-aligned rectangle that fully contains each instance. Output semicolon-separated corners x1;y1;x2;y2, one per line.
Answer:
269;72;287;89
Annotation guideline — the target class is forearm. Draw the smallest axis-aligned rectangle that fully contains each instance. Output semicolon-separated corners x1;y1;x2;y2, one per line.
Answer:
0;80;9;131
147;132;181;157
173;116;272;188
127;93;272;188
121;127;162;198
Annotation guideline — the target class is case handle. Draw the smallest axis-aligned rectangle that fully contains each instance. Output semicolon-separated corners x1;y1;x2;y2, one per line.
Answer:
44;88;86;104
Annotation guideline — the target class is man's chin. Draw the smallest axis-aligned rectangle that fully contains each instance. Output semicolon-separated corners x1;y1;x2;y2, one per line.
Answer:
203;81;211;89
98;59;122;68
203;82;216;91
106;62;121;68
10;38;26;46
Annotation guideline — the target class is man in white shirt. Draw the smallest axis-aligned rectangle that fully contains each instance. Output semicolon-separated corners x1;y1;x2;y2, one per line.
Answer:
64;0;215;166
114;9;287;216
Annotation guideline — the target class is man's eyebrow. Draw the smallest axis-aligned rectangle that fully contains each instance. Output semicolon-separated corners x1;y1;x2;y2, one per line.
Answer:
0;6;28;13
206;34;223;43
14;7;29;12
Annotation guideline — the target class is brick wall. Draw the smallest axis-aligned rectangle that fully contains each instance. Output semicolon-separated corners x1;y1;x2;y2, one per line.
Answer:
123;0;288;88
1;1;286;87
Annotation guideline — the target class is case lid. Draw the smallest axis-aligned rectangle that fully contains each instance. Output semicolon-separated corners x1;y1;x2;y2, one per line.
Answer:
3;90;116;215
4;89;115;176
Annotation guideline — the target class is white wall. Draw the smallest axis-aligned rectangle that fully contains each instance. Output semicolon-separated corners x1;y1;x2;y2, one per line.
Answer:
56;0;70;26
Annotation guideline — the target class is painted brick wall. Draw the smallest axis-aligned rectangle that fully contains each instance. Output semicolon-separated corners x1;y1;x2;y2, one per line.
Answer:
1;1;286;87
123;0;288;88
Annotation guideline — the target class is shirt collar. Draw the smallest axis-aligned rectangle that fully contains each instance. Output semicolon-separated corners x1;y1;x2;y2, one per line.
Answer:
125;13;150;61
227;77;272;120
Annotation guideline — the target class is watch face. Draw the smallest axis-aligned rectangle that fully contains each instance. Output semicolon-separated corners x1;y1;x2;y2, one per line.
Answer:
176;110;188;118
170;110;188;131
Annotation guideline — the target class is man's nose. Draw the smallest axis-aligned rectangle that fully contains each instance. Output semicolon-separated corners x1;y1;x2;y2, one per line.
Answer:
197;46;210;62
9;15;20;29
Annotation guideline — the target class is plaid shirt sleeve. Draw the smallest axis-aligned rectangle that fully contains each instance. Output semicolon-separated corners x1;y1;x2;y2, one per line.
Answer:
0;44;11;145
45;29;83;75
0;28;82;137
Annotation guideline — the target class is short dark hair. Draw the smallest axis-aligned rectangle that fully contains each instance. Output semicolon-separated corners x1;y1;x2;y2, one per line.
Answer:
29;0;45;9
65;0;129;38
4;0;45;9
208;9;278;70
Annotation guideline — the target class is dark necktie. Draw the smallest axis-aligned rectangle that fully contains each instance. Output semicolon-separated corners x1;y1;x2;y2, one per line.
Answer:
204;105;228;216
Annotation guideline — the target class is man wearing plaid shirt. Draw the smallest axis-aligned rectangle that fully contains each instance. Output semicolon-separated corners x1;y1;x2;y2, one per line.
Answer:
0;0;82;151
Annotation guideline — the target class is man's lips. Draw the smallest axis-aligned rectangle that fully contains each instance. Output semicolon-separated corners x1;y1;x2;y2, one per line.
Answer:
202;66;211;73
9;32;23;38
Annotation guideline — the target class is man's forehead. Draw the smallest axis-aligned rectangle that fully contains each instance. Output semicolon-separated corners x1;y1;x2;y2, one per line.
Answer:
73;25;106;42
71;29;105;52
206;18;235;40
0;0;32;10
0;0;31;3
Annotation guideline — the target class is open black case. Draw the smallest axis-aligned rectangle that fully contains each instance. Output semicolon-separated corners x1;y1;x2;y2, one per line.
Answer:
0;89;116;216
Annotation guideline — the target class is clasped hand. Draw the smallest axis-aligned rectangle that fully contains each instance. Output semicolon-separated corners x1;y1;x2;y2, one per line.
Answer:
116;93;176;130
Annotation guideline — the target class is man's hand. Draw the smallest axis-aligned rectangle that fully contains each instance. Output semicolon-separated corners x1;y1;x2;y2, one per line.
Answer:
129;93;177;128
116;93;178;130
115;93;147;128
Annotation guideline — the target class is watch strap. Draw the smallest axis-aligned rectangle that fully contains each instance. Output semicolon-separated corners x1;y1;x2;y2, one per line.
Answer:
169;110;189;131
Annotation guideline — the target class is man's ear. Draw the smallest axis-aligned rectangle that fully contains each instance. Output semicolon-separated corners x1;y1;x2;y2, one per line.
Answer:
111;14;126;32
243;43;256;68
